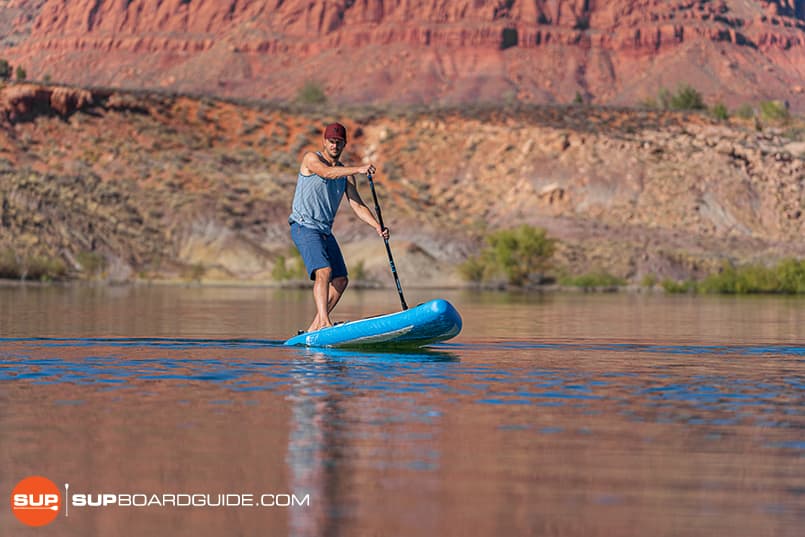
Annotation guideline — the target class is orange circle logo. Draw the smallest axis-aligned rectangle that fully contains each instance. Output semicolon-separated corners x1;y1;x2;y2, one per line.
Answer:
10;476;61;527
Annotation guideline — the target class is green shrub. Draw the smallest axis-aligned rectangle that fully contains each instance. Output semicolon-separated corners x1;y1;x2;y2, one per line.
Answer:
661;279;697;294
15;66;26;81
711;102;729;120
776;258;805;293
0;248;20;278
488;225;556;286
25;255;67;281
699;259;805;294
700;262;767;294
560;272;625;289
668;84;705;111
350;259;367;281
77;251;107;276
758;100;790;123
0;250;68;281
272;249;307;281
296;81;327;105
656;260;805;295
459;225;556;286
648;85;705;111
641;274;658;288
458;256;486;283
0;59;10;80
656;88;672;109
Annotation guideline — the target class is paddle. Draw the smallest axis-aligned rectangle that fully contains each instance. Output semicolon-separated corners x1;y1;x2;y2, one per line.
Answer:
367;174;408;311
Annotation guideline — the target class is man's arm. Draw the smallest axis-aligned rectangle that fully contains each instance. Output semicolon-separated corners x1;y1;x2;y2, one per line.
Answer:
345;176;390;239
301;152;375;179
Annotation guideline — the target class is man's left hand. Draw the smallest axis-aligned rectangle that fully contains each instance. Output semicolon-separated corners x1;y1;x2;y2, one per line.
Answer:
377;226;390;240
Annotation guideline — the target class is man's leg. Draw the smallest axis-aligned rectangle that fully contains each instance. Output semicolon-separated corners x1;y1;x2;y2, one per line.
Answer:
328;276;348;313
321;233;348;319
308;275;348;331
308;267;333;332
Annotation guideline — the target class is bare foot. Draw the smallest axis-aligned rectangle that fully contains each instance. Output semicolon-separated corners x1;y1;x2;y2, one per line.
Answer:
306;320;334;332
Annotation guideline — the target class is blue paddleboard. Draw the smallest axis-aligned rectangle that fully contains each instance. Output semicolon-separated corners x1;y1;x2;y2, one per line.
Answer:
283;298;462;348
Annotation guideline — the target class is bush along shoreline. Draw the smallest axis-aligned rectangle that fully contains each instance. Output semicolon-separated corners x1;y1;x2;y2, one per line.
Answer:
458;225;805;295
661;259;805;295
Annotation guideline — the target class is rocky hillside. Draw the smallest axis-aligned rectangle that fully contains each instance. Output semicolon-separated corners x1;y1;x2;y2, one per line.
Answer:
1;83;803;286
0;1;804;111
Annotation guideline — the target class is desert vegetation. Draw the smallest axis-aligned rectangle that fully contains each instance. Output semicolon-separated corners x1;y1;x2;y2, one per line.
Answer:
0;59;10;80
0;58;28;81
643;84;794;129
296;81;327;105
271;249;307;281
460;225;556;287
660;259;805;295
559;272;626;290
0;249;68;281
644;84;706;111
460;226;805;295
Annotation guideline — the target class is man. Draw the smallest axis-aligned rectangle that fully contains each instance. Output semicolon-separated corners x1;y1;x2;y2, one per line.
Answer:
288;122;389;333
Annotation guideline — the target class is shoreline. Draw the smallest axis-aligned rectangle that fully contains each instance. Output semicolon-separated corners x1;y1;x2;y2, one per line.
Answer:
0;276;724;295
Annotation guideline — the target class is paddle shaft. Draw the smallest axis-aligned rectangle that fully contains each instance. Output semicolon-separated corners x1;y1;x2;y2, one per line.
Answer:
368;175;408;310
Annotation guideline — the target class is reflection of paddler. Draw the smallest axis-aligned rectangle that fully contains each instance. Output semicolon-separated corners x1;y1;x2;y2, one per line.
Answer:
286;352;346;537
285;348;458;536
288;122;388;334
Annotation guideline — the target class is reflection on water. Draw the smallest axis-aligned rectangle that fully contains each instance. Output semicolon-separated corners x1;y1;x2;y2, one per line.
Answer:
0;287;803;536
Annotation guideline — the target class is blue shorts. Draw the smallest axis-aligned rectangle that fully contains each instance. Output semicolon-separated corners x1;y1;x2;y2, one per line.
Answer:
290;222;348;281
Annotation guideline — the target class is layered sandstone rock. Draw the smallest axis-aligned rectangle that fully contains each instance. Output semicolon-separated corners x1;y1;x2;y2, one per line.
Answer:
0;1;803;110
0;83;96;121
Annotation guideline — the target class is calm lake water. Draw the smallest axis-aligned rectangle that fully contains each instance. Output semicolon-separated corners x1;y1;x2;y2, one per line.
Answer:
0;285;803;536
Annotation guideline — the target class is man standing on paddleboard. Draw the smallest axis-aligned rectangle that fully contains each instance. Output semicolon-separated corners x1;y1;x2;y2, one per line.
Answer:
288;122;389;333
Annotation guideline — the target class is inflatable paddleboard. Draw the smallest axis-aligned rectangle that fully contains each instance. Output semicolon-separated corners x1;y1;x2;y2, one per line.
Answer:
283;299;462;348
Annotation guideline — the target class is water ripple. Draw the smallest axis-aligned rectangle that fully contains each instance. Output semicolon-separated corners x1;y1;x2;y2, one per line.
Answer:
0;338;801;436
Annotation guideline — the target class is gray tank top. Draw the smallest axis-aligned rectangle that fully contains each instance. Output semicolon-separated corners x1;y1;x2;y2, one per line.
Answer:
288;153;347;234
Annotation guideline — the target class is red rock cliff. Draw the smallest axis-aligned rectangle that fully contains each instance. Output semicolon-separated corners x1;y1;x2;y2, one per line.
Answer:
1;1;804;109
